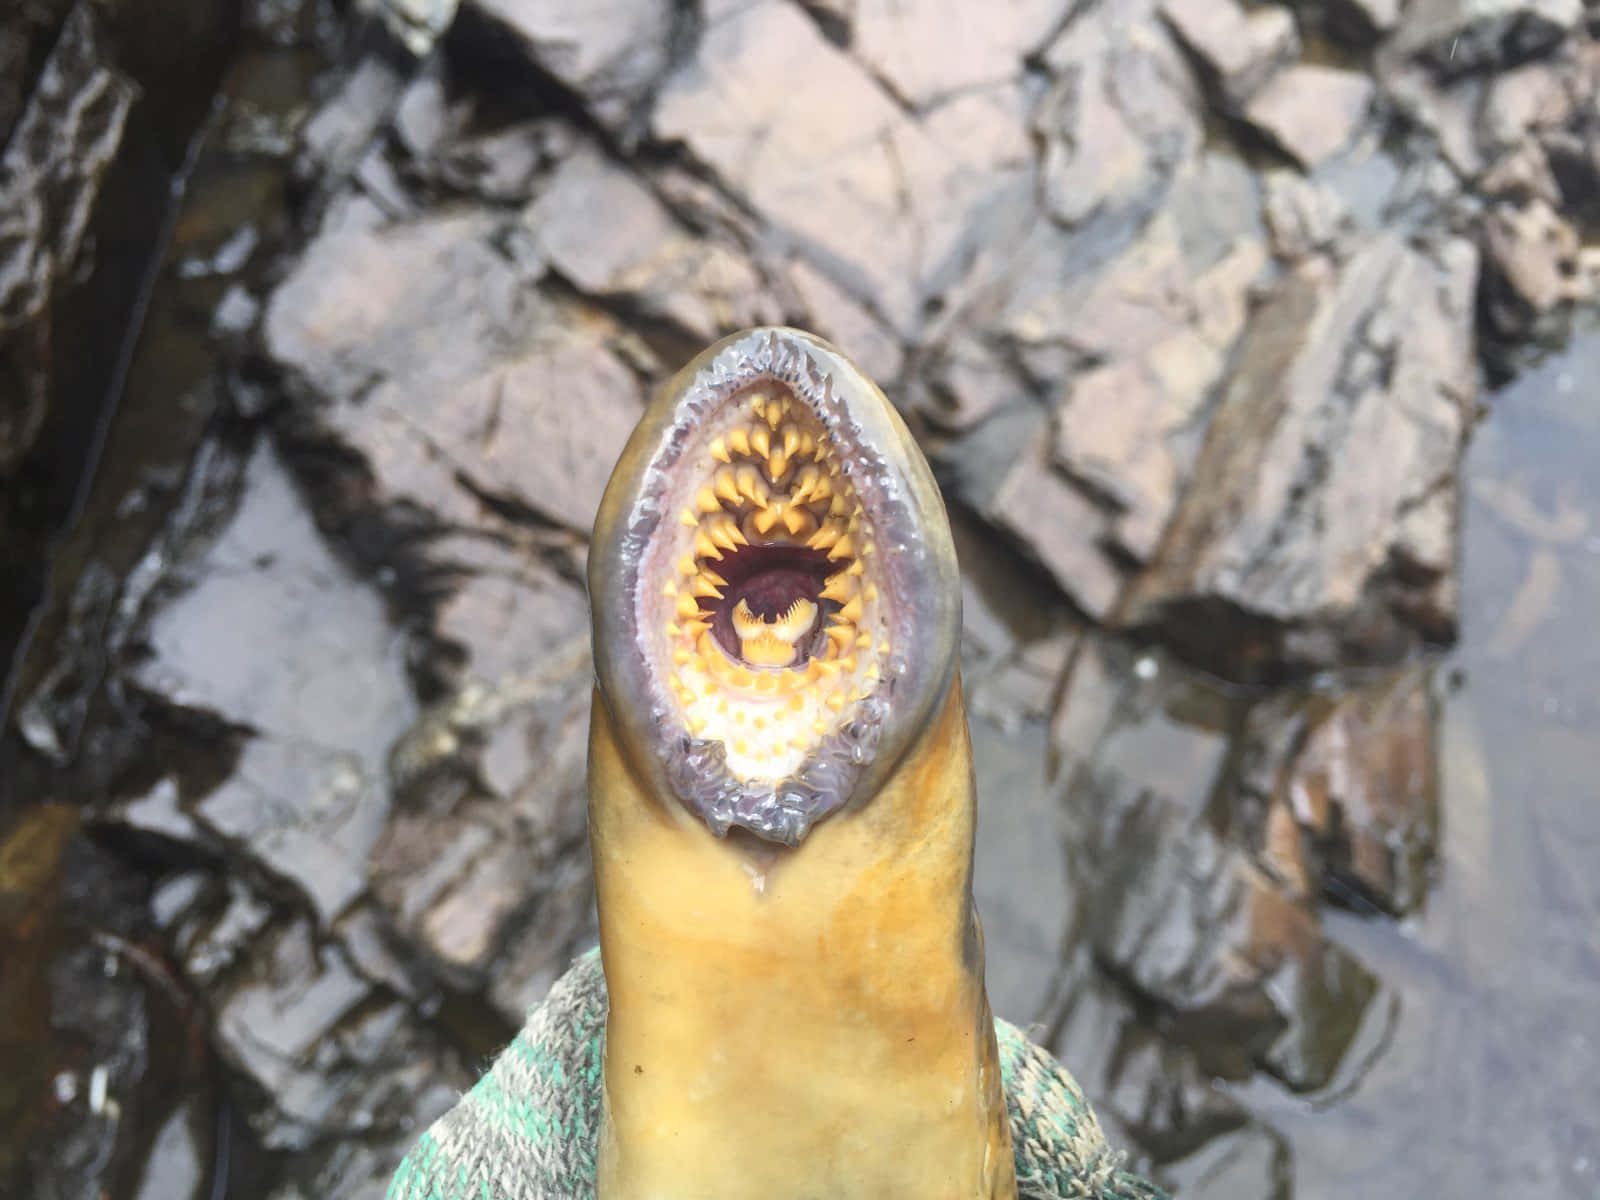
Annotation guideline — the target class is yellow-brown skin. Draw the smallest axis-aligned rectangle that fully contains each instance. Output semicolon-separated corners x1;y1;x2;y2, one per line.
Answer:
588;674;1016;1199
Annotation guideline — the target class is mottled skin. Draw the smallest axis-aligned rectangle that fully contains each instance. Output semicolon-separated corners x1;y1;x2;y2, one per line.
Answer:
587;328;1016;1198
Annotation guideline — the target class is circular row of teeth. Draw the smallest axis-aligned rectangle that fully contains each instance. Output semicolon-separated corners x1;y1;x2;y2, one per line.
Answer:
656;391;891;760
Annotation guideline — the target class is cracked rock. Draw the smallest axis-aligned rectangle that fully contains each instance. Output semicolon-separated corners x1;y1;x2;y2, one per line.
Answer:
1233;667;1440;916
467;0;676;139
1160;0;1300;109
655;0;1034;335
1394;0;1582;78
1244;64;1375;169
1121;233;1479;682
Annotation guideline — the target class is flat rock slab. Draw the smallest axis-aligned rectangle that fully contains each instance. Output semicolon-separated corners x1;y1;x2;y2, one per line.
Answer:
1244;64;1375;169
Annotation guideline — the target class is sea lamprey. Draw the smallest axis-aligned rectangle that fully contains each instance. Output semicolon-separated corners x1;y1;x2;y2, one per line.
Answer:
586;327;1015;1198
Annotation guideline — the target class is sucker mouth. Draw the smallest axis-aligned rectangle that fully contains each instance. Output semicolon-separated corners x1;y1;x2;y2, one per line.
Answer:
589;329;959;847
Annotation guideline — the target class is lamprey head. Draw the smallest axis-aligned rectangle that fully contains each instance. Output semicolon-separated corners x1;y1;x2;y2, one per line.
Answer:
588;328;960;845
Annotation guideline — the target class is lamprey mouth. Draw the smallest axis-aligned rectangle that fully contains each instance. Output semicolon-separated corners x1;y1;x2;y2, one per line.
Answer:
588;328;960;845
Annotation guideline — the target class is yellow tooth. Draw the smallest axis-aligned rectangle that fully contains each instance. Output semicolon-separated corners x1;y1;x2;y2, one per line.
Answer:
677;555;697;577
782;426;801;460
820;575;854;604
813;720;828;736
864;663;880;684
788;694;805;713
765;400;784;430
735;465;768;505
703;569;728;587
781;504;815;537
856;632;873;649
752;504;782;535
729;428;751;457
674;648;692;666
808;521;844;551
697;486;722;513
750;393;767;420
879;640;891;656
838;596;864;624
826;694;846;712
731;599;764;640
751;427;771;459
864;583;879;603
828;534;857;561
847;558;865;577
862;540;876;557
799;432;816;458
708;513;745;550
676;593;703;621
681;508;699;528
694;530;722;560
826;624;853;650
755;671;781;693
715;468;742;505
691;575;724;599
792;466;819;503
768;449;789;479
830;493;850;517
709;437;731;463
663;580;677;597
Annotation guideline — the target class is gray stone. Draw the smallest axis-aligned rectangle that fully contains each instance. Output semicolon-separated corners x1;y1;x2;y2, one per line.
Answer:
265;210;644;536
1244;64;1375;169
1395;0;1582;77
132;445;416;928
468;0;675;137
1160;0;1300;107
655;0;1034;335
1121;234;1479;681
1481;196;1592;338
1262;169;1353;260
527;144;781;342
852;0;1071;106
0;6;135;475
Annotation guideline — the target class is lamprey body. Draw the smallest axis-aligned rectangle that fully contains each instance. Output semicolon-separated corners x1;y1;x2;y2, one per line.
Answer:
387;329;1171;1200
588;328;1012;1198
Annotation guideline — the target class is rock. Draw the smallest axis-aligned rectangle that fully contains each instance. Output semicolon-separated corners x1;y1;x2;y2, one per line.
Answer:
466;0;676;139
1159;1122;1293;1199
1233;668;1440;915
1480;197;1592;338
1394;0;1582;78
1121;233;1479;682
1160;0;1300;108
983;436;1126;621
265;209;644;537
1321;0;1402;44
1034;11;1205;232
370;637;593;997
654;0;1034;335
0;5;136;475
851;0;1070;106
1261;169;1353;260
1051;637;1381;1094
526;144;782;344
209;914;465;1153
1244;64;1375;168
131;444;417;929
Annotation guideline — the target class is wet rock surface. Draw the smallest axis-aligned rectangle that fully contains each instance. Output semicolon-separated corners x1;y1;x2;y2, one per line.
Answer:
4;0;1600;1197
